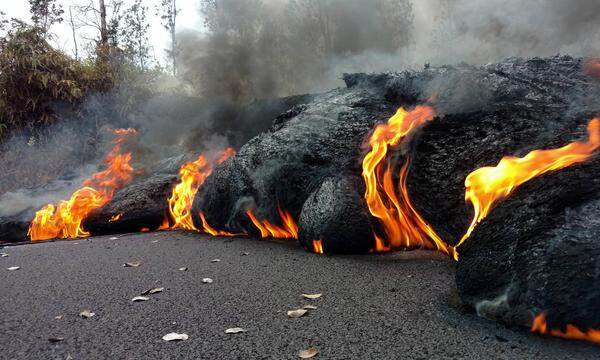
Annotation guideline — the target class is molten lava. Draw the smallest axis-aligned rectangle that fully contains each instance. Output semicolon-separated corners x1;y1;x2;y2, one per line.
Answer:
362;106;453;257
166;148;235;231
246;207;298;239
531;313;600;344
457;119;600;251
28;129;138;241
584;58;600;78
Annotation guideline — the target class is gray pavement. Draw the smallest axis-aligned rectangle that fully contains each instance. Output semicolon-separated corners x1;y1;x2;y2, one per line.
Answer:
1;232;598;359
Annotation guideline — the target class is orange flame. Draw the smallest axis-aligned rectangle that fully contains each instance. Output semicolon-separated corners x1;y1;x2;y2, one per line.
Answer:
531;313;600;344
312;240;324;254
199;212;238;237
584;58;600;78
28;129;137;241
362;106;453;256
166;148;236;231
457;119;600;255
246;207;298;239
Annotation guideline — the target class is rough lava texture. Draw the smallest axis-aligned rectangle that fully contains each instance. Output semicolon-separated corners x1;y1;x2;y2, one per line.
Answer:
194;55;600;330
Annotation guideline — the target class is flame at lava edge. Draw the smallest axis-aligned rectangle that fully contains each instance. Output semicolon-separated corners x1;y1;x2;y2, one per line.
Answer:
531;313;600;344
246;207;299;239
456;119;600;256
28;128;138;241
165;148;236;231
361;105;454;257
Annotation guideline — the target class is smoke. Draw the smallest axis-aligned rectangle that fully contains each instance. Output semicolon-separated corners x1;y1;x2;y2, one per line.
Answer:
178;0;600;102
412;0;600;66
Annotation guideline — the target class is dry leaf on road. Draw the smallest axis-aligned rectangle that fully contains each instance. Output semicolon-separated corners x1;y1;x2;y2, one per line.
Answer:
302;293;322;300
179;267;188;271
131;296;150;302
54;315;63;320
141;287;164;295
298;347;319;358
287;309;308;318
1;253;8;257
48;337;65;343
225;327;246;334
211;259;221;263
162;333;189;341
7;266;19;271
79;310;95;318
123;261;141;267
303;305;317;310
202;278;213;284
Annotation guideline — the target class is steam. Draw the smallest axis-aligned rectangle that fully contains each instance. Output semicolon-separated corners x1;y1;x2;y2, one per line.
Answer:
179;0;600;102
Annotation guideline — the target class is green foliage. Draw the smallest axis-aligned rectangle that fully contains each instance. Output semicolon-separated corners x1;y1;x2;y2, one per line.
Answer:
0;26;115;138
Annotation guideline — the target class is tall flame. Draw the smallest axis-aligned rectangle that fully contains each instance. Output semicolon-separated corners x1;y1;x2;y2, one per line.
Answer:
246;207;298;239
457;119;600;253
362;106;453;256
166;148;236;231
531;313;600;344
312;239;324;254
29;128;138;241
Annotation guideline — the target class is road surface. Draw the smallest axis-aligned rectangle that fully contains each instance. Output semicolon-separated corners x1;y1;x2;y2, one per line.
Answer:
1;232;597;359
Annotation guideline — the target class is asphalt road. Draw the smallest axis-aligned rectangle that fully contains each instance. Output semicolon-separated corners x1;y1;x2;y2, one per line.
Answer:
1;232;598;359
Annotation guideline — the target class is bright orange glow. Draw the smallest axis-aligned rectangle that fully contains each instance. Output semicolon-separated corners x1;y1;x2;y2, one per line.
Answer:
140;227;150;232
246;207;298;239
199;212;237;237
312;240;324;254
457;119;600;255
531;313;600;344
28;129;137;241
166;148;235;231
362;106;453;257
109;213;122;222
584;58;600;78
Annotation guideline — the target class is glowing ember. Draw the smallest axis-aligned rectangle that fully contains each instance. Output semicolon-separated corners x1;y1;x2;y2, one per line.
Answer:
584;58;600;78
312;240;324;254
28;129;138;241
246;207;298;239
531;313;600;344
457;119;600;254
362;106;453;257
109;213;122;222
199;212;237;237
166;148;235;231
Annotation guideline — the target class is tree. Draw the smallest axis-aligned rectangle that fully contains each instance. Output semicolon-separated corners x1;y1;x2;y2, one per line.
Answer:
29;0;64;35
120;0;151;70
157;0;178;76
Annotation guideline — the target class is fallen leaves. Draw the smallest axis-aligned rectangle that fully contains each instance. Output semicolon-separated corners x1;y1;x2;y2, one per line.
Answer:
131;296;150;302
54;315;63;320
298;347;319;358
225;327;246;334
179;267;188;271
302;293;322;300
123;261;141;268
162;333;189;341
0;252;8;257
242;252;250;256
211;259;221;263
7;266;19;271
79;310;95;318
287;309;308;318
141;287;164;295
202;278;213;284
48;337;65;343
303;305;317;310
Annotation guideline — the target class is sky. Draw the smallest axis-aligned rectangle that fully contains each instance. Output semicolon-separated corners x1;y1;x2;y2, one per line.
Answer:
0;0;202;65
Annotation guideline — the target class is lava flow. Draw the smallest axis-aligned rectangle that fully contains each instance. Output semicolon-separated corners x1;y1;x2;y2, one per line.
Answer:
165;148;236;231
362;105;453;257
246;207;298;239
531;313;600;344
28;128;138;241
456;119;600;253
